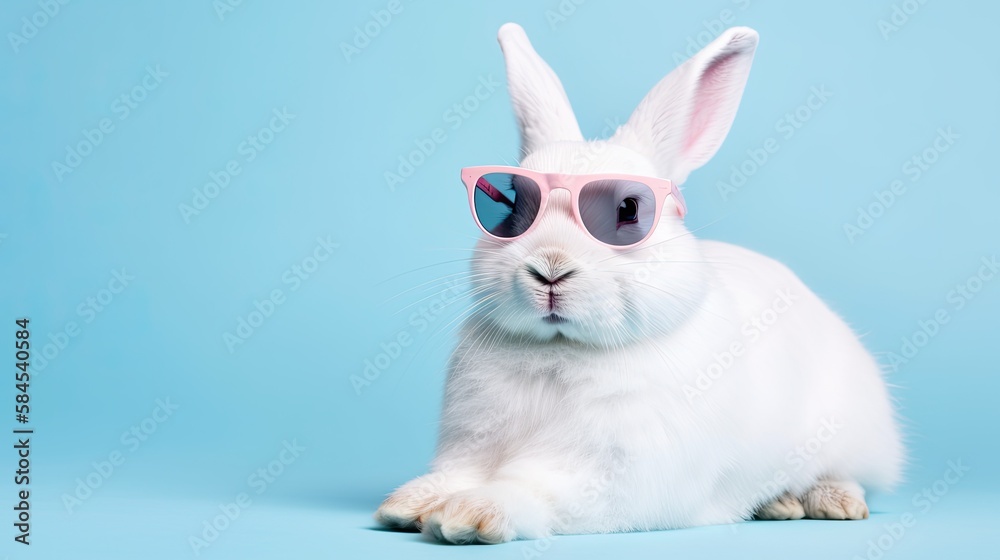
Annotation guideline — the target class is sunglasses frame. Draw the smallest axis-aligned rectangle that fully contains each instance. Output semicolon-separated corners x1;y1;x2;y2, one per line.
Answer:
460;165;686;249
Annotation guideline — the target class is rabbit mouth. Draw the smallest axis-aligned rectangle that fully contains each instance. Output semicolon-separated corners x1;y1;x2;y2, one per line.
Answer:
542;313;568;325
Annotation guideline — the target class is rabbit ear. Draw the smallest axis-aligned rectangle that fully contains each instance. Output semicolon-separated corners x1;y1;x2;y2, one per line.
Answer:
498;23;584;157
611;27;759;185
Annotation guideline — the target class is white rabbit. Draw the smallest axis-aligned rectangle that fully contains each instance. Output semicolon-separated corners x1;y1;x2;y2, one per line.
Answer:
375;23;903;544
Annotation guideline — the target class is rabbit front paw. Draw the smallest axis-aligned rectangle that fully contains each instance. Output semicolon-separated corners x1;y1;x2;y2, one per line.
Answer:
422;490;516;544
375;474;457;530
802;479;869;520
421;483;550;544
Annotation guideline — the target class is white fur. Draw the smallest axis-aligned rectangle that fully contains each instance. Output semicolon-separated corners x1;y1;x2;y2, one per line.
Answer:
377;23;903;543
497;23;584;155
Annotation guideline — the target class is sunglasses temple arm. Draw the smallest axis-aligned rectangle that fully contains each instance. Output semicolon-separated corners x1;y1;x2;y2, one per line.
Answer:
476;177;515;208
671;184;687;217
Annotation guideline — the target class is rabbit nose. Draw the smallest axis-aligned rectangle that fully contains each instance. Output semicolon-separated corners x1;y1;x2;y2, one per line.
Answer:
524;250;578;286
526;265;576;286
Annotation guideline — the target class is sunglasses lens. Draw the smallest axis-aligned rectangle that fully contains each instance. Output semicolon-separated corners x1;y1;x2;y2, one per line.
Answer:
472;172;541;238
579;179;657;246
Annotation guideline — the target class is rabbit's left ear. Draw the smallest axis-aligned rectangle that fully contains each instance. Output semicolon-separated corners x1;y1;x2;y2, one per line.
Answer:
498;23;584;157
611;27;759;185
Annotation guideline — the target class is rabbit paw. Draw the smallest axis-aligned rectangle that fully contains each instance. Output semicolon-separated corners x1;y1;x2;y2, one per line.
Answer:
421;483;551;544
802;479;869;520
375;474;454;530
755;492;806;520
422;490;516;544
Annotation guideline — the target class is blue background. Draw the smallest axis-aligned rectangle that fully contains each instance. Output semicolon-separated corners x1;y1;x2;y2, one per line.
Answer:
2;1;998;558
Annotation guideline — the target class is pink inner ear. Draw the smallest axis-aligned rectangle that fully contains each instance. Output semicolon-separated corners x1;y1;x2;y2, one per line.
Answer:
683;51;742;157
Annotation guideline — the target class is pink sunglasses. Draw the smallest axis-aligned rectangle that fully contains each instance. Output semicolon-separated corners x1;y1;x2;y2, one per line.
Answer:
460;165;686;248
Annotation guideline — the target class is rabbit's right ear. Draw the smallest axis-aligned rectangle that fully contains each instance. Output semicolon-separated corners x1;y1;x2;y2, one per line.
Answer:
611;27;759;185
498;23;584;157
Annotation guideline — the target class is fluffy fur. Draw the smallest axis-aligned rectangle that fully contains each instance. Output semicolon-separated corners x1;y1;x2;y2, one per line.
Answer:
375;23;903;543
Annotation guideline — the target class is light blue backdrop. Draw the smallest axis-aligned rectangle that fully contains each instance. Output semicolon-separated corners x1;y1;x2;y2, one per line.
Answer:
1;1;997;558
